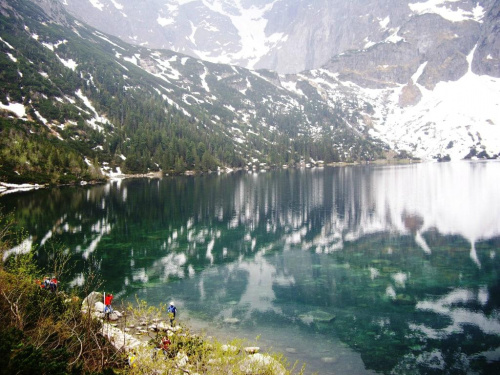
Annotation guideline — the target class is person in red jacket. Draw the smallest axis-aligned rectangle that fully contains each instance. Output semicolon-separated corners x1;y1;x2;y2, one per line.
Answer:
161;336;171;354
104;293;114;320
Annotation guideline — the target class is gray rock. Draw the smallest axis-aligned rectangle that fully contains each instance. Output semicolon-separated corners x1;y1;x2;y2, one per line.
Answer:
81;291;103;312
239;353;286;375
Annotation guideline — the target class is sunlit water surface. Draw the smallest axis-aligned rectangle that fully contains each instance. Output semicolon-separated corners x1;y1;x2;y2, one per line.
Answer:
2;162;500;374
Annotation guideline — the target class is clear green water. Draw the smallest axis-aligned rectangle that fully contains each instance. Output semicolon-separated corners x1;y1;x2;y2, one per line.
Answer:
2;162;500;374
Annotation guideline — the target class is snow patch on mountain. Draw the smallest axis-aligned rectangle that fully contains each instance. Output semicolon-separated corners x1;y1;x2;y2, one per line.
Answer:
0;36;14;49
200;67;210;93
169;0;197;6
57;56;77;70
93;31;125;49
88;0;104;12
281;80;305;97
409;0;485;23
361;47;500;160
110;0;123;10
384;27;405;44
0;101;26;118
379;16;390;29
6;53;17;62
193;0;282;68
75;89;109;132
157;16;175;27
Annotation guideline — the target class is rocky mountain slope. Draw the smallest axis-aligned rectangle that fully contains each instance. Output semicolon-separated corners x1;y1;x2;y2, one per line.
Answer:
58;0;500;161
1;0;386;184
59;0;499;75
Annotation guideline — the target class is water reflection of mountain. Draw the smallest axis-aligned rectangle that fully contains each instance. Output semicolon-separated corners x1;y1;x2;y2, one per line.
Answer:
2;162;500;374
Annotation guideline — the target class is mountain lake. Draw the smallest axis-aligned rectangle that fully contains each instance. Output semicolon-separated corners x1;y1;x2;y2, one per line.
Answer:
2;161;500;375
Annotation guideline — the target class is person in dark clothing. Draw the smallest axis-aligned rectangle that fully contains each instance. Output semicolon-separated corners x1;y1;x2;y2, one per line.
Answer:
49;276;58;292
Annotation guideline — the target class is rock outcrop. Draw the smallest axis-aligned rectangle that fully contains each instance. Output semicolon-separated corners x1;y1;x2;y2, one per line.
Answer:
81;291;122;321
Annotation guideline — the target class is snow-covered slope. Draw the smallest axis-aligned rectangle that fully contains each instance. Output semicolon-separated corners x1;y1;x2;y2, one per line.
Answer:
289;58;500;160
60;0;290;71
365;51;500;160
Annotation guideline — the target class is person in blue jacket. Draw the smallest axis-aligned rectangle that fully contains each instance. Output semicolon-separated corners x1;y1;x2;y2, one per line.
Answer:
167;302;177;326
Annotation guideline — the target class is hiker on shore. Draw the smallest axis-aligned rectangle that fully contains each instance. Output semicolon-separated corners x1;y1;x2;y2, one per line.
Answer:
128;350;137;368
104;293;114;320
49;276;58;292
167;302;177;326
161;335;171;354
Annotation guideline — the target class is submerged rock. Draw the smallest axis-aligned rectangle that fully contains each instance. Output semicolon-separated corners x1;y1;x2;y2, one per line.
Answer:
392;294;417;306
299;310;336;324
223;317;241;324
322;356;338;363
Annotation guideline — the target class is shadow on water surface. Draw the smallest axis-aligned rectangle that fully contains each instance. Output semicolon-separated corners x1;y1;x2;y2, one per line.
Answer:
2;162;500;374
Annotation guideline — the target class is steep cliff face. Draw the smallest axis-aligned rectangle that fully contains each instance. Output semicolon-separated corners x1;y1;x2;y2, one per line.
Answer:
322;1;487;89
60;0;412;73
472;0;500;77
58;0;498;79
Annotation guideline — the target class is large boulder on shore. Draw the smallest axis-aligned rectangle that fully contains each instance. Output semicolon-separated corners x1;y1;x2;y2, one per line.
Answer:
101;323;142;352
81;292;121;321
239;353;286;375
82;291;103;312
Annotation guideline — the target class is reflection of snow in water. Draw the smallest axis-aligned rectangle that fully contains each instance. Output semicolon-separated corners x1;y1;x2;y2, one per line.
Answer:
369;267;380;280
386;285;397;299
3;237;32;261
217;250;295;322
391;272;407;288
414;231;431;254
374;162;500;266
274;162;500;268
82;220;112;259
69;272;85;287
414;287;500;338
416;349;445;370
132;268;149;283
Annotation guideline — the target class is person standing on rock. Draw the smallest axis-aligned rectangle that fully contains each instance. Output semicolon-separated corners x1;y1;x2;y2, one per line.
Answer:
167;302;177;326
104;293;114;320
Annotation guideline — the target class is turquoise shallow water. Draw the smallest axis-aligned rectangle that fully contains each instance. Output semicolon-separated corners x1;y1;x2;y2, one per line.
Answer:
2;162;500;374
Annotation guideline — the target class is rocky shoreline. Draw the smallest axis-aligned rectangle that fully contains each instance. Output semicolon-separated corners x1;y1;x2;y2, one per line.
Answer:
82;292;286;374
0;158;424;196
